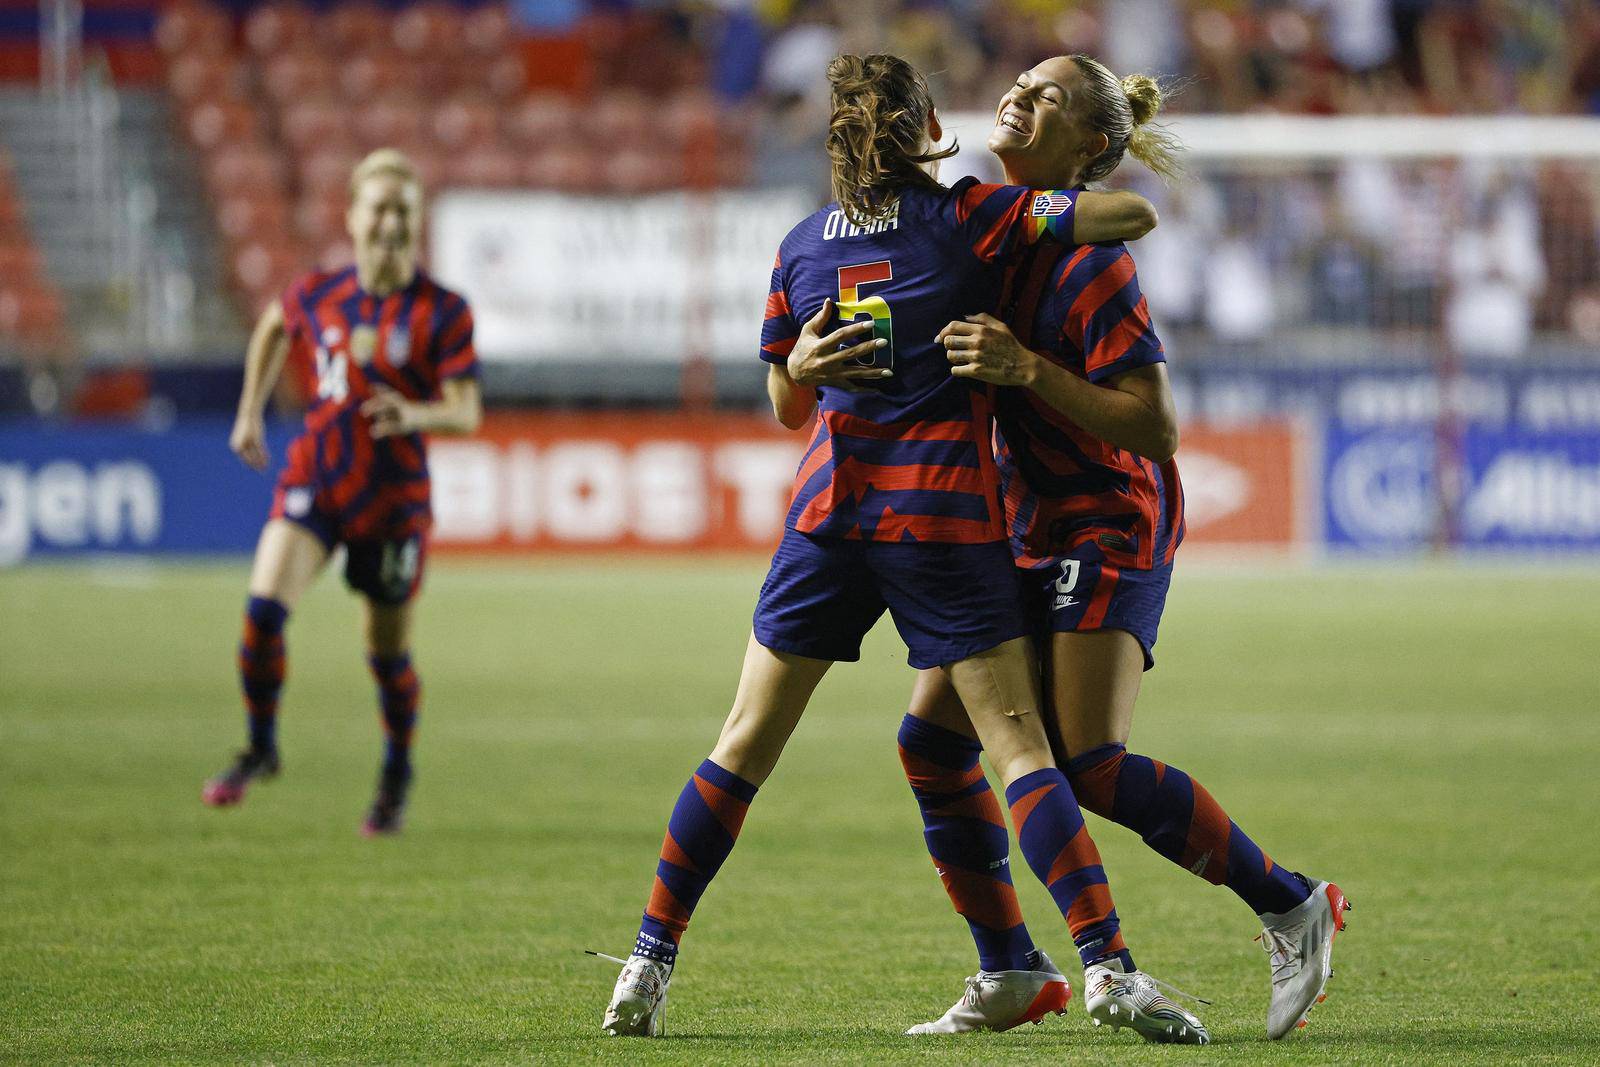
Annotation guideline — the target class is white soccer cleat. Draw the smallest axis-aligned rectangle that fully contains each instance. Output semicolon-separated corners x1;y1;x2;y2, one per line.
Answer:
1083;962;1210;1044
905;950;1072;1034
1260;879;1351;1039
600;953;673;1037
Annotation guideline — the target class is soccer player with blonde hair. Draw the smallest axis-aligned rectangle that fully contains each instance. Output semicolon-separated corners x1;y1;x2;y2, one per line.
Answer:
201;148;482;835
891;55;1348;1041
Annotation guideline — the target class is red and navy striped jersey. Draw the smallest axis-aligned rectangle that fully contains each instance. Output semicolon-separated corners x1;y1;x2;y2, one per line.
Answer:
279;266;477;538
759;177;1081;544
992;241;1184;571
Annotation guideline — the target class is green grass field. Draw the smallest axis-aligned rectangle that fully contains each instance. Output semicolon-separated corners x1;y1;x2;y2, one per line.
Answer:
3;557;1598;1064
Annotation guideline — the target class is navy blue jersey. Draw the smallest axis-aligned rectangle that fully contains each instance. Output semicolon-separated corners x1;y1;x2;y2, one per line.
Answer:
759;178;1079;543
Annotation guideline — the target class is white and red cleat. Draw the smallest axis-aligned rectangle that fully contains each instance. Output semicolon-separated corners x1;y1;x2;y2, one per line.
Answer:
905;950;1072;1034
601;953;672;1037
1260;880;1351;1039
1083;962;1210;1044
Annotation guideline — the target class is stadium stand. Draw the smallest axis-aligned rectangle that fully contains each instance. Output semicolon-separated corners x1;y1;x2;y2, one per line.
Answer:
152;0;755;317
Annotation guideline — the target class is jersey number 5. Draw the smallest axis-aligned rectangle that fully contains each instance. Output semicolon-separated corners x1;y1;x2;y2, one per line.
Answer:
837;260;894;367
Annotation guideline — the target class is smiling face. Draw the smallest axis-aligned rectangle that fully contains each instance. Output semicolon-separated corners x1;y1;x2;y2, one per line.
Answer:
987;57;1110;188
347;172;422;293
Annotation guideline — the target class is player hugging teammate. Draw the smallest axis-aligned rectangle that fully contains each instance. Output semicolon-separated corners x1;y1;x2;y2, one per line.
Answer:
600;53;1216;1041
202;149;482;836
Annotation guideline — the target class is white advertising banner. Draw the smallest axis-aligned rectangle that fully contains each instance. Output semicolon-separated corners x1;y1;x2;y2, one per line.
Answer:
430;190;816;363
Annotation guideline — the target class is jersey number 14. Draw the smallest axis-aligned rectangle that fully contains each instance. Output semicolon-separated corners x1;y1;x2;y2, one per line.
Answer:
837;260;894;368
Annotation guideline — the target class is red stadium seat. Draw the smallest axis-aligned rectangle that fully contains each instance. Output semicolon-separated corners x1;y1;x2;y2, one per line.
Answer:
661;90;721;149
184;99;261;150
259;51;338;105
323;3;390;54
232;239;302;300
166;53;249;105
352;95;428;150
205;144;290;196
339;48;413;99
0;240;43;281
430;96;498;150
155;3;234;58
521;145;595;193
601;147;683;194
445;144;523;189
243;2;317;57
481;51;528;101
391;145;447;190
463;5;513;56
216;194;292;243
592;90;652;146
294;193;348;246
0;284;66;344
392;2;463;59
298;146;362;197
279;98;353;153
317;238;356;271
506;92;576;147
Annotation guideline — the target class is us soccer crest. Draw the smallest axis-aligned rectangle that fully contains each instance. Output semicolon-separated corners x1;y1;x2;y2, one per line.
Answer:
349;325;378;366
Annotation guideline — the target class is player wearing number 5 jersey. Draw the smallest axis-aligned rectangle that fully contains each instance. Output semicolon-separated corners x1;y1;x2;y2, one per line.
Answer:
602;53;1171;1039
201;149;482;836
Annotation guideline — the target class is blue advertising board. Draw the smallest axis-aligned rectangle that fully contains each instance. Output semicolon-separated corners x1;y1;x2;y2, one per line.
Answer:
1321;421;1600;552
0;419;296;565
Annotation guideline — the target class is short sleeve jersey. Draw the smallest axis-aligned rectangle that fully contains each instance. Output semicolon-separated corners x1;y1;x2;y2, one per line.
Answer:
759;178;1081;544
991;241;1184;571
278;266;478;539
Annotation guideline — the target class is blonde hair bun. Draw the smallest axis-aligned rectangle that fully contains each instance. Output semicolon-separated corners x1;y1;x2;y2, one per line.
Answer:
1120;74;1162;127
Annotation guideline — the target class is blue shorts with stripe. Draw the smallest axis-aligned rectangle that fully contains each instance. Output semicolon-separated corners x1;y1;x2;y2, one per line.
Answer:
1019;543;1173;671
753;528;1029;670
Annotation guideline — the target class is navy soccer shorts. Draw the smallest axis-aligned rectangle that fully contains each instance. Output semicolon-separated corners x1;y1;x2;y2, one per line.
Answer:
753;528;1029;670
1019;544;1173;671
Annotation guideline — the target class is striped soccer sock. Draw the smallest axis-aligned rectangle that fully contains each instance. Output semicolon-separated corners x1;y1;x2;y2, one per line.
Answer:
1005;768;1135;972
635;758;758;965
367;652;420;776
238;596;287;752
897;714;1035;972
1067;744;1312;916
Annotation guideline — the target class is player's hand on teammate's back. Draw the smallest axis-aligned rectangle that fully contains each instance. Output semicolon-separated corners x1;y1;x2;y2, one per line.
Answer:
787;298;893;390
229;414;270;471
940;313;1042;388
362;387;418;438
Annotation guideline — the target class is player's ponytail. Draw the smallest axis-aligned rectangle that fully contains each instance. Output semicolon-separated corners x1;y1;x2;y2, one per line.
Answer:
1069;56;1184;184
826;53;957;226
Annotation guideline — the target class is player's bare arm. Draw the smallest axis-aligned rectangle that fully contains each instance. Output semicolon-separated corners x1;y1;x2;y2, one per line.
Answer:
1070;190;1158;244
230;300;290;471
362;377;482;439
941;312;1178;461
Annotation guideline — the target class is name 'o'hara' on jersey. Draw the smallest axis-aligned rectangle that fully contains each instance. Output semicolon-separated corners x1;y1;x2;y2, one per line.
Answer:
279;265;478;539
759;177;1083;544
992;240;1184;572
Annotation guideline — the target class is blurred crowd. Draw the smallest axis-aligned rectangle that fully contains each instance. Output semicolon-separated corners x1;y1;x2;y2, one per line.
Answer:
557;0;1600;118
1125;159;1600;359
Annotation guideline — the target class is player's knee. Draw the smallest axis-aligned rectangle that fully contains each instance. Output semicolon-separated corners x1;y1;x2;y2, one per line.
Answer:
1065;743;1126;816
896;713;981;784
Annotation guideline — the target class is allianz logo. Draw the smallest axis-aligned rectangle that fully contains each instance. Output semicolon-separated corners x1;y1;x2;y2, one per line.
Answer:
1330;438;1600;542
0;461;161;566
